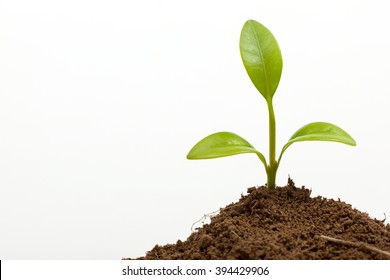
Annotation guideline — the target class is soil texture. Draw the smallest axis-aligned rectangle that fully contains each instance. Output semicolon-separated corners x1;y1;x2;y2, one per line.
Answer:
129;179;390;260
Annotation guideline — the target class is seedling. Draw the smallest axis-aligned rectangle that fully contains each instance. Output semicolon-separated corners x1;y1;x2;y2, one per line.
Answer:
187;19;356;190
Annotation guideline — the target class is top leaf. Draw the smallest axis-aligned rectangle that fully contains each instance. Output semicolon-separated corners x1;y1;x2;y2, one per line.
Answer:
240;20;283;101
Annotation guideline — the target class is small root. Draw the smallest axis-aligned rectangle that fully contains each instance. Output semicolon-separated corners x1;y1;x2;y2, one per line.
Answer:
191;210;220;232
381;213;387;223
318;235;390;258
231;230;240;239
250;201;259;215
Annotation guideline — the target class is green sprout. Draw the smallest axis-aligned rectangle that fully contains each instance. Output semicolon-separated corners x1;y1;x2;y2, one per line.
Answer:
187;19;356;190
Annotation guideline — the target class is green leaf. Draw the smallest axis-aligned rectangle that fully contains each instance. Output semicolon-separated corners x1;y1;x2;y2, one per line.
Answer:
240;19;283;101
187;131;267;167
278;122;356;162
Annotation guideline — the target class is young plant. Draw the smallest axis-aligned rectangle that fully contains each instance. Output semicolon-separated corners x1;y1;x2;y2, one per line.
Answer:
187;19;356;190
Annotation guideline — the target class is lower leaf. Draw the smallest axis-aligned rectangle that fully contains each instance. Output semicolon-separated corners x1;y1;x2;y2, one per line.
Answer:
278;121;356;163
187;131;267;167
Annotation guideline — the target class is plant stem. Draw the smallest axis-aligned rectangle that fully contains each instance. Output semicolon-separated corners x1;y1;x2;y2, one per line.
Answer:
267;99;277;189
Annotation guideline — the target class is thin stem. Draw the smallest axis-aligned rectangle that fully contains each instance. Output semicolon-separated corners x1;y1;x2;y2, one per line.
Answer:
267;99;277;189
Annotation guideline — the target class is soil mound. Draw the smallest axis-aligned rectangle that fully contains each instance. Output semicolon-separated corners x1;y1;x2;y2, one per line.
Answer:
130;179;390;259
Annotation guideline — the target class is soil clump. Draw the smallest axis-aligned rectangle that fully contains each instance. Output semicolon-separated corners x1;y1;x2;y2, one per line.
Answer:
129;179;390;259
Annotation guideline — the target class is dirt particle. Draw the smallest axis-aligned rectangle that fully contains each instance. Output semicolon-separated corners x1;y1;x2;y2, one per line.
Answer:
197;235;213;250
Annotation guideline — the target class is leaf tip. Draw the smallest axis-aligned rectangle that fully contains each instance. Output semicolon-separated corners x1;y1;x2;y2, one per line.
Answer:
186;147;197;160
349;138;357;146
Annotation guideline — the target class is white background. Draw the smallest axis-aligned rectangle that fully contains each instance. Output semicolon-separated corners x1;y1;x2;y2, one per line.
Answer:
0;0;389;259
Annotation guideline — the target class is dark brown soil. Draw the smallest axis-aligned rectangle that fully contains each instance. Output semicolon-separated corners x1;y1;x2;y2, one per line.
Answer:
128;179;390;260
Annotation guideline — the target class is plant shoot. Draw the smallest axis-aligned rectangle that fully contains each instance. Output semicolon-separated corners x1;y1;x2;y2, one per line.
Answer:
187;19;356;189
